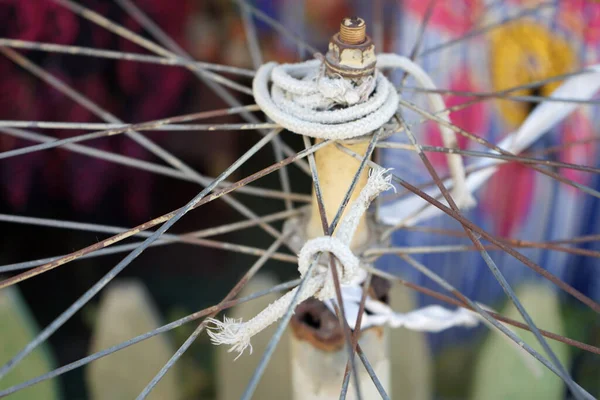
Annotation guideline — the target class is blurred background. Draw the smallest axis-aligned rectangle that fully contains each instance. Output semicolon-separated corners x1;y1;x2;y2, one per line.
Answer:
0;0;599;399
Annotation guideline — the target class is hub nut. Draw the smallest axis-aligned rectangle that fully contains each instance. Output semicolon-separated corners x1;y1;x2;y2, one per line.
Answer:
324;17;376;80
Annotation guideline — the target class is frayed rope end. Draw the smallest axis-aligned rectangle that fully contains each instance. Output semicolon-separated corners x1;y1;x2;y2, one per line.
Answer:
206;317;253;360
369;167;396;194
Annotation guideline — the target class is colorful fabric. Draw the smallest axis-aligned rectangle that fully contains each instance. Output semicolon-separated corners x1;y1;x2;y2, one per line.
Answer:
377;0;600;351
274;0;600;351
1;0;598;356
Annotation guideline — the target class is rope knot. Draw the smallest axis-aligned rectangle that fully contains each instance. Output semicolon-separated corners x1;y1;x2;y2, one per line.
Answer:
297;236;362;300
208;52;483;358
208;167;393;358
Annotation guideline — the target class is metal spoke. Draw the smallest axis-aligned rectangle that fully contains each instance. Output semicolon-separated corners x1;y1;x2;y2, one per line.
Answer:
417;2;555;58
407;0;437;62
237;0;264;68
0;120;278;131
355;344;390;400
361;264;600;356
0;116;269;161
398;0;438;89
363;244;600;259
340;272;373;399
376;142;600;175
236;0;293;211
398;98;600;200
336;145;600;313
0;38;255;77
0;213;299;263
0;127;279;381
0;139;328;289
372;0;384;52
528;136;600;157
235;0;318;55
0;279;300;398
137;232;292;399
331;132;381;232
375;225;600;261
188;208;303;237
403;86;600;105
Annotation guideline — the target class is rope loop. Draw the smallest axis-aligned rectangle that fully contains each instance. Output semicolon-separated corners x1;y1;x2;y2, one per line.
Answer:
208;53;483;358
297;236;363;300
254;54;476;209
253;60;399;140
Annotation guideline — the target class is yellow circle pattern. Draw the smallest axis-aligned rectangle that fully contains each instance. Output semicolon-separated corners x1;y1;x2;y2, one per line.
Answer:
490;22;577;127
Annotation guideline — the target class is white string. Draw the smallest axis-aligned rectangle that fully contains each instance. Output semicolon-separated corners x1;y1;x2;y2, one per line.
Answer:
207;168;394;358
324;284;479;331
324;286;542;376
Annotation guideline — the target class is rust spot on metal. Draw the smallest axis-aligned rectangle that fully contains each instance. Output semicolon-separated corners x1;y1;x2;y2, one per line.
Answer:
324;17;376;79
371;325;385;338
291;298;345;352
339;17;366;45
290;275;391;352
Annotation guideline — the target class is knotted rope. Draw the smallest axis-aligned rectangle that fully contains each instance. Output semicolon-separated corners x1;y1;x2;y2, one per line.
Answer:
325;285;479;332
209;54;478;358
208;167;394;357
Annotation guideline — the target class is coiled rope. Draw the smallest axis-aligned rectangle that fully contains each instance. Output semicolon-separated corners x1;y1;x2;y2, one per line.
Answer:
253;53;475;208
209;54;479;357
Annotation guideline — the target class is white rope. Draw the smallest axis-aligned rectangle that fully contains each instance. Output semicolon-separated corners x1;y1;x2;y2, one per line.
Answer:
325;285;479;332
323;285;542;376
208;54;481;358
207;167;394;358
253;54;475;208
378;54;474;208
253;61;399;140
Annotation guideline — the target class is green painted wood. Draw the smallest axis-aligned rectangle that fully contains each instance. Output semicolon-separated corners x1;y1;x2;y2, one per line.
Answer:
470;284;569;400
0;286;61;399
